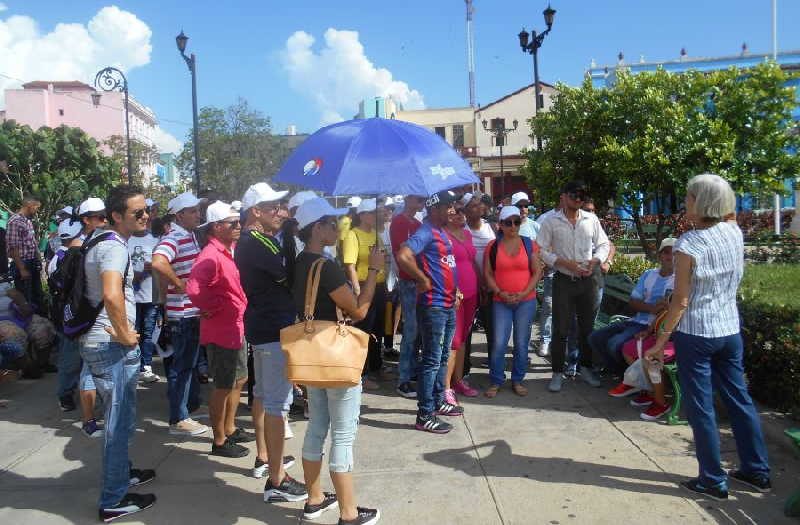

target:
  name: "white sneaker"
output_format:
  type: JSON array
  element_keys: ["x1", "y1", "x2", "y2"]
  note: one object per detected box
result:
[
  {"x1": 548, "y1": 373, "x2": 563, "y2": 392},
  {"x1": 139, "y1": 366, "x2": 160, "y2": 383},
  {"x1": 169, "y1": 418, "x2": 209, "y2": 436},
  {"x1": 284, "y1": 416, "x2": 294, "y2": 439}
]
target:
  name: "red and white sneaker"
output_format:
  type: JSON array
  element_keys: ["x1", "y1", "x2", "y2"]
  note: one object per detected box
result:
[
  {"x1": 630, "y1": 393, "x2": 655, "y2": 407},
  {"x1": 641, "y1": 401, "x2": 670, "y2": 421},
  {"x1": 607, "y1": 382, "x2": 638, "y2": 398},
  {"x1": 453, "y1": 379, "x2": 479, "y2": 398}
]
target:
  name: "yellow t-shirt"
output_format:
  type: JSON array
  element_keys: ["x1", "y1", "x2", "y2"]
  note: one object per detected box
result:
[{"x1": 342, "y1": 227, "x2": 385, "y2": 283}]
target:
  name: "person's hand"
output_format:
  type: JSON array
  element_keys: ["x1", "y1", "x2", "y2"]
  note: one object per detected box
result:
[
  {"x1": 601, "y1": 261, "x2": 611, "y2": 274},
  {"x1": 367, "y1": 246, "x2": 385, "y2": 273},
  {"x1": 644, "y1": 342, "x2": 664, "y2": 365},
  {"x1": 652, "y1": 298, "x2": 669, "y2": 313},
  {"x1": 105, "y1": 324, "x2": 140, "y2": 347},
  {"x1": 416, "y1": 276, "x2": 432, "y2": 294},
  {"x1": 173, "y1": 279, "x2": 186, "y2": 294}
]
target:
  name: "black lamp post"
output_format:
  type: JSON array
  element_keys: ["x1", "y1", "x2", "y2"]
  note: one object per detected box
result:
[
  {"x1": 94, "y1": 67, "x2": 133, "y2": 184},
  {"x1": 518, "y1": 3, "x2": 556, "y2": 150},
  {"x1": 176, "y1": 30, "x2": 201, "y2": 194},
  {"x1": 482, "y1": 117, "x2": 518, "y2": 199}
]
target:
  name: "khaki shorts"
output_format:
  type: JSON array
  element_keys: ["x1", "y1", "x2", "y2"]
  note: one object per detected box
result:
[{"x1": 207, "y1": 343, "x2": 247, "y2": 389}]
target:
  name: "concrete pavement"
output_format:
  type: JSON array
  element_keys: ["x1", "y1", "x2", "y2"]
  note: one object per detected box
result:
[{"x1": 1, "y1": 334, "x2": 798, "y2": 524}]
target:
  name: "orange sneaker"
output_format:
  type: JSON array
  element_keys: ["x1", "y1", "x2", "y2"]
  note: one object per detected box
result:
[{"x1": 607, "y1": 382, "x2": 637, "y2": 398}]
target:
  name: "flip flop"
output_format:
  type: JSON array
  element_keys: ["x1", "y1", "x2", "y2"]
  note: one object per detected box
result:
[
  {"x1": 484, "y1": 385, "x2": 500, "y2": 398},
  {"x1": 512, "y1": 383, "x2": 528, "y2": 397}
]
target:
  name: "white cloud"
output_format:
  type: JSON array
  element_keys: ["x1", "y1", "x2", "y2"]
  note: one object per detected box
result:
[
  {"x1": 0, "y1": 4, "x2": 8, "y2": 13},
  {"x1": 0, "y1": 6, "x2": 152, "y2": 107},
  {"x1": 151, "y1": 126, "x2": 182, "y2": 155},
  {"x1": 281, "y1": 28, "x2": 425, "y2": 125}
]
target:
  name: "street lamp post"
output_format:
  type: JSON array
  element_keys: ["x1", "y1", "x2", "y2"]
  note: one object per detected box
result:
[
  {"x1": 94, "y1": 67, "x2": 133, "y2": 184},
  {"x1": 176, "y1": 30, "x2": 201, "y2": 194},
  {"x1": 482, "y1": 118, "x2": 519, "y2": 199},
  {"x1": 518, "y1": 4, "x2": 556, "y2": 150}
]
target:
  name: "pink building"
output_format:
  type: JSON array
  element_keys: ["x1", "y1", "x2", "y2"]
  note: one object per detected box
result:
[{"x1": 3, "y1": 81, "x2": 160, "y2": 181}]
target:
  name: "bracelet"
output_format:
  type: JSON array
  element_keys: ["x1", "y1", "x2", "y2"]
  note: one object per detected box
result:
[
  {"x1": 658, "y1": 327, "x2": 673, "y2": 335},
  {"x1": 368, "y1": 267, "x2": 380, "y2": 272}
]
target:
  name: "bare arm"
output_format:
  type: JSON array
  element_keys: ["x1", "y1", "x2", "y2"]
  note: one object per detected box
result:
[
  {"x1": 329, "y1": 269, "x2": 378, "y2": 322},
  {"x1": 644, "y1": 252, "x2": 692, "y2": 362},
  {"x1": 9, "y1": 247, "x2": 30, "y2": 279},
  {"x1": 396, "y1": 245, "x2": 431, "y2": 292},
  {"x1": 629, "y1": 298, "x2": 667, "y2": 315},
  {"x1": 151, "y1": 254, "x2": 185, "y2": 293},
  {"x1": 344, "y1": 263, "x2": 360, "y2": 295}
]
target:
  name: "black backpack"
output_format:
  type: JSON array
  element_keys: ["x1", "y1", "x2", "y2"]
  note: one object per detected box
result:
[
  {"x1": 59, "y1": 232, "x2": 129, "y2": 339},
  {"x1": 47, "y1": 249, "x2": 71, "y2": 331}
]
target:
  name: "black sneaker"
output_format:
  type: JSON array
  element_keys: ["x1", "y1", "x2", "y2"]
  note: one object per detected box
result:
[
  {"x1": 415, "y1": 414, "x2": 452, "y2": 434},
  {"x1": 99, "y1": 493, "x2": 156, "y2": 522},
  {"x1": 129, "y1": 468, "x2": 156, "y2": 487},
  {"x1": 338, "y1": 506, "x2": 380, "y2": 525},
  {"x1": 304, "y1": 492, "x2": 339, "y2": 519},
  {"x1": 395, "y1": 382, "x2": 417, "y2": 399},
  {"x1": 728, "y1": 469, "x2": 772, "y2": 492},
  {"x1": 227, "y1": 427, "x2": 255, "y2": 443},
  {"x1": 210, "y1": 438, "x2": 249, "y2": 458},
  {"x1": 681, "y1": 478, "x2": 728, "y2": 501},
  {"x1": 263, "y1": 474, "x2": 308, "y2": 503},
  {"x1": 58, "y1": 394, "x2": 76, "y2": 412},
  {"x1": 253, "y1": 455, "x2": 296, "y2": 478},
  {"x1": 435, "y1": 402, "x2": 464, "y2": 417}
]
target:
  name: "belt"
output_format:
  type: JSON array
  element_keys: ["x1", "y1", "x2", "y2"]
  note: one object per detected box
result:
[{"x1": 556, "y1": 271, "x2": 590, "y2": 281}]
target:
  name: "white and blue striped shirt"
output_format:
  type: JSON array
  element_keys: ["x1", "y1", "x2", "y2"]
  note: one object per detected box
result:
[
  {"x1": 675, "y1": 222, "x2": 743, "y2": 338},
  {"x1": 630, "y1": 269, "x2": 675, "y2": 326}
]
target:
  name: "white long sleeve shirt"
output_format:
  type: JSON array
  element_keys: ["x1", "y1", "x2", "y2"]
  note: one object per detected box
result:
[{"x1": 536, "y1": 209, "x2": 610, "y2": 277}]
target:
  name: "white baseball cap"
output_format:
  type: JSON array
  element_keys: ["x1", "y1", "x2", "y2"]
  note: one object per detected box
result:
[
  {"x1": 168, "y1": 192, "x2": 201, "y2": 214},
  {"x1": 200, "y1": 201, "x2": 239, "y2": 228},
  {"x1": 57, "y1": 205, "x2": 74, "y2": 216},
  {"x1": 288, "y1": 190, "x2": 318, "y2": 211},
  {"x1": 241, "y1": 182, "x2": 289, "y2": 210},
  {"x1": 511, "y1": 192, "x2": 530, "y2": 206},
  {"x1": 78, "y1": 197, "x2": 105, "y2": 216},
  {"x1": 356, "y1": 198, "x2": 377, "y2": 214},
  {"x1": 384, "y1": 196, "x2": 395, "y2": 207},
  {"x1": 346, "y1": 196, "x2": 362, "y2": 208},
  {"x1": 499, "y1": 205, "x2": 521, "y2": 221},
  {"x1": 231, "y1": 200, "x2": 243, "y2": 212},
  {"x1": 460, "y1": 192, "x2": 474, "y2": 206},
  {"x1": 295, "y1": 198, "x2": 350, "y2": 229},
  {"x1": 659, "y1": 237, "x2": 678, "y2": 252},
  {"x1": 57, "y1": 219, "x2": 82, "y2": 240}
]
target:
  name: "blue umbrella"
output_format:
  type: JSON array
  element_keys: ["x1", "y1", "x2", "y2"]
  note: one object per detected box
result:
[{"x1": 273, "y1": 118, "x2": 479, "y2": 196}]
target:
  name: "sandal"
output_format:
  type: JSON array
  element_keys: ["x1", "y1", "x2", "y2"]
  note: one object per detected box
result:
[
  {"x1": 484, "y1": 385, "x2": 500, "y2": 398},
  {"x1": 512, "y1": 382, "x2": 528, "y2": 397}
]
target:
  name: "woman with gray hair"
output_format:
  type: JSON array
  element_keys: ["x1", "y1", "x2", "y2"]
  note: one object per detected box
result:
[{"x1": 645, "y1": 173, "x2": 770, "y2": 501}]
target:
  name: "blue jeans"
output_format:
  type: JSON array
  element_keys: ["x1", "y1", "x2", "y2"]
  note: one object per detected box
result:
[
  {"x1": 135, "y1": 303, "x2": 159, "y2": 369},
  {"x1": 166, "y1": 317, "x2": 201, "y2": 424},
  {"x1": 491, "y1": 299, "x2": 537, "y2": 385},
  {"x1": 675, "y1": 331, "x2": 770, "y2": 488},
  {"x1": 57, "y1": 334, "x2": 81, "y2": 398},
  {"x1": 303, "y1": 384, "x2": 361, "y2": 473},
  {"x1": 396, "y1": 279, "x2": 419, "y2": 384},
  {"x1": 253, "y1": 342, "x2": 293, "y2": 416},
  {"x1": 79, "y1": 342, "x2": 140, "y2": 509},
  {"x1": 587, "y1": 320, "x2": 646, "y2": 373},
  {"x1": 416, "y1": 306, "x2": 455, "y2": 416},
  {"x1": 0, "y1": 341, "x2": 25, "y2": 368},
  {"x1": 538, "y1": 273, "x2": 553, "y2": 347}
]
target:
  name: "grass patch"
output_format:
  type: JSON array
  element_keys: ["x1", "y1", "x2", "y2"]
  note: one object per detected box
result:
[{"x1": 740, "y1": 264, "x2": 800, "y2": 308}]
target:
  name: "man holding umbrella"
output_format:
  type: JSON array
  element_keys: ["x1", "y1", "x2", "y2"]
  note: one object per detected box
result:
[{"x1": 395, "y1": 190, "x2": 464, "y2": 434}]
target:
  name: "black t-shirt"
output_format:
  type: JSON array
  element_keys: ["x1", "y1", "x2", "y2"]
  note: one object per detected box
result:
[
  {"x1": 235, "y1": 229, "x2": 296, "y2": 344},
  {"x1": 293, "y1": 252, "x2": 348, "y2": 322}
]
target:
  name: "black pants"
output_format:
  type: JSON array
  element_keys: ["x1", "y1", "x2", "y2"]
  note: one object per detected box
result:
[
  {"x1": 550, "y1": 272, "x2": 600, "y2": 373},
  {"x1": 464, "y1": 295, "x2": 493, "y2": 376},
  {"x1": 356, "y1": 281, "x2": 386, "y2": 374},
  {"x1": 12, "y1": 259, "x2": 43, "y2": 314}
]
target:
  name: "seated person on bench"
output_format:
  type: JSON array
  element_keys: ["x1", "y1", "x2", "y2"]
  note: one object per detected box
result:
[{"x1": 588, "y1": 237, "x2": 677, "y2": 373}]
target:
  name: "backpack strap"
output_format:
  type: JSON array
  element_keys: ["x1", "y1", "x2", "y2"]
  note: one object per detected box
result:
[{"x1": 490, "y1": 234, "x2": 534, "y2": 274}]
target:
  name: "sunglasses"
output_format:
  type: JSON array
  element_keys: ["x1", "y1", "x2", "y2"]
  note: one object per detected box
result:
[
  {"x1": 220, "y1": 220, "x2": 241, "y2": 229},
  {"x1": 257, "y1": 203, "x2": 281, "y2": 214},
  {"x1": 501, "y1": 218, "x2": 522, "y2": 227},
  {"x1": 88, "y1": 214, "x2": 107, "y2": 221},
  {"x1": 567, "y1": 191, "x2": 587, "y2": 201},
  {"x1": 132, "y1": 209, "x2": 147, "y2": 220}
]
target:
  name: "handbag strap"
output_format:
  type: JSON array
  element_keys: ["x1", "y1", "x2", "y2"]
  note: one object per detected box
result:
[{"x1": 304, "y1": 258, "x2": 326, "y2": 321}]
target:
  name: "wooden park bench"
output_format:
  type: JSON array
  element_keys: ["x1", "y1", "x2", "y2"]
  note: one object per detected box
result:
[{"x1": 595, "y1": 273, "x2": 686, "y2": 426}]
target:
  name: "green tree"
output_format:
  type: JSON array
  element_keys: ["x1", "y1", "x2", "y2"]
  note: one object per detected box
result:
[
  {"x1": 0, "y1": 121, "x2": 121, "y2": 237},
  {"x1": 177, "y1": 98, "x2": 296, "y2": 200},
  {"x1": 105, "y1": 135, "x2": 161, "y2": 188},
  {"x1": 524, "y1": 62, "x2": 800, "y2": 259}
]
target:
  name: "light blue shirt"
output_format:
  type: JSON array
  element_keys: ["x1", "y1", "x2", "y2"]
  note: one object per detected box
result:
[
  {"x1": 519, "y1": 217, "x2": 540, "y2": 240},
  {"x1": 630, "y1": 268, "x2": 675, "y2": 325}
]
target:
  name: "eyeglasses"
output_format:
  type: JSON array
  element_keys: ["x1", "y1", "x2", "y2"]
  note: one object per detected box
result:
[
  {"x1": 501, "y1": 218, "x2": 522, "y2": 227},
  {"x1": 132, "y1": 209, "x2": 147, "y2": 220},
  {"x1": 567, "y1": 191, "x2": 586, "y2": 201},
  {"x1": 257, "y1": 203, "x2": 281, "y2": 214},
  {"x1": 88, "y1": 214, "x2": 107, "y2": 221},
  {"x1": 221, "y1": 220, "x2": 241, "y2": 229}
]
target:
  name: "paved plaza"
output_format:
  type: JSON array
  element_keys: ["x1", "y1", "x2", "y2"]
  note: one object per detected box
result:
[{"x1": 1, "y1": 334, "x2": 798, "y2": 525}]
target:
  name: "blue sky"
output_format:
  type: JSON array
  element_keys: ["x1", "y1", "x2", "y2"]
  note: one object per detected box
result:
[{"x1": 3, "y1": 0, "x2": 800, "y2": 150}]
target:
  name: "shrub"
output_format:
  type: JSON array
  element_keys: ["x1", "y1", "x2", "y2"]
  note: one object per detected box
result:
[
  {"x1": 738, "y1": 264, "x2": 800, "y2": 417},
  {"x1": 608, "y1": 256, "x2": 656, "y2": 282}
]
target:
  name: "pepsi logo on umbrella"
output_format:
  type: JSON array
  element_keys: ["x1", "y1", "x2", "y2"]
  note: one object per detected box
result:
[{"x1": 303, "y1": 158, "x2": 323, "y2": 176}]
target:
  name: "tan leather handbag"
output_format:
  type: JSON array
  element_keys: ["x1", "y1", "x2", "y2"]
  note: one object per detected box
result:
[{"x1": 280, "y1": 258, "x2": 369, "y2": 388}]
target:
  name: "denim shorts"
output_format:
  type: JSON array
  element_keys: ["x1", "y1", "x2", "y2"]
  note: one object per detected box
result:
[{"x1": 252, "y1": 342, "x2": 293, "y2": 416}]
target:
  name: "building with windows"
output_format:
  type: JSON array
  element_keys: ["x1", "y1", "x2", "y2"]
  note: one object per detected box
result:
[
  {"x1": 2, "y1": 80, "x2": 163, "y2": 184},
  {"x1": 587, "y1": 48, "x2": 800, "y2": 224}
]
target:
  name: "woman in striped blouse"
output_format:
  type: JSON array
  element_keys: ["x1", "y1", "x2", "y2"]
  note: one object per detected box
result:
[{"x1": 645, "y1": 173, "x2": 770, "y2": 501}]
